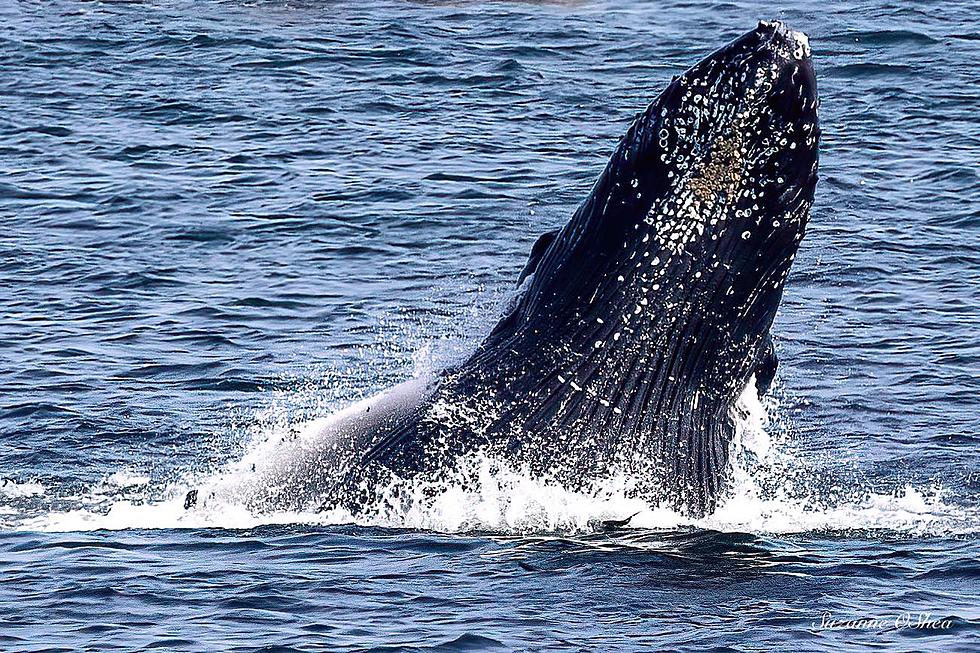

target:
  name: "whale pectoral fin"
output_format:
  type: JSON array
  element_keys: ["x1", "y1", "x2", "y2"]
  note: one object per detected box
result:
[
  {"x1": 516, "y1": 228, "x2": 559, "y2": 286},
  {"x1": 484, "y1": 229, "x2": 561, "y2": 343},
  {"x1": 753, "y1": 336, "x2": 778, "y2": 394}
]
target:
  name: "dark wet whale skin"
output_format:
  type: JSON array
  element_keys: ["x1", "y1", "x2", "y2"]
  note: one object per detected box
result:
[{"x1": 341, "y1": 21, "x2": 820, "y2": 516}]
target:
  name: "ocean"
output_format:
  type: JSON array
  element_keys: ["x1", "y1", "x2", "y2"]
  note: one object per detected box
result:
[{"x1": 1, "y1": 1, "x2": 977, "y2": 651}]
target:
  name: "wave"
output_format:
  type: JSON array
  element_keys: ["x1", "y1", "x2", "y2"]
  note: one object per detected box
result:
[{"x1": 6, "y1": 370, "x2": 976, "y2": 538}]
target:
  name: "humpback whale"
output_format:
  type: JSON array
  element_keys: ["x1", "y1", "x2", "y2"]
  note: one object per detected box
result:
[{"x1": 197, "y1": 21, "x2": 819, "y2": 518}]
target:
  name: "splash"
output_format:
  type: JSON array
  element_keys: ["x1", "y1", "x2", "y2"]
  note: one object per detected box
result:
[
  {"x1": 0, "y1": 478, "x2": 46, "y2": 499},
  {"x1": 7, "y1": 377, "x2": 977, "y2": 536}
]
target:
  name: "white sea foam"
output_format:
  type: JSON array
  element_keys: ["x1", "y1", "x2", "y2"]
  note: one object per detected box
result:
[
  {"x1": 1, "y1": 478, "x2": 46, "y2": 498},
  {"x1": 106, "y1": 470, "x2": 151, "y2": 488},
  {"x1": 15, "y1": 378, "x2": 979, "y2": 537}
]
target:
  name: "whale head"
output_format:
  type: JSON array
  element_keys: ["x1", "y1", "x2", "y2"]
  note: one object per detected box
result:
[{"x1": 598, "y1": 20, "x2": 821, "y2": 400}]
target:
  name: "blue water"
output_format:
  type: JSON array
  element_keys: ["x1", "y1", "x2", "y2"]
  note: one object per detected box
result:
[{"x1": 2, "y1": 0, "x2": 978, "y2": 651}]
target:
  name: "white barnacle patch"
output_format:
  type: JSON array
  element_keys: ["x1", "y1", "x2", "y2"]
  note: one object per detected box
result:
[
  {"x1": 789, "y1": 28, "x2": 811, "y2": 60},
  {"x1": 651, "y1": 125, "x2": 748, "y2": 256}
]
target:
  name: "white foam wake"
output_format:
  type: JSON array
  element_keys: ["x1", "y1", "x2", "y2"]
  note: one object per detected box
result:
[{"x1": 8, "y1": 380, "x2": 977, "y2": 536}]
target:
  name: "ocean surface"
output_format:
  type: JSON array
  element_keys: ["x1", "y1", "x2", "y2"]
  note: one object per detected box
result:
[{"x1": 1, "y1": 0, "x2": 978, "y2": 651}]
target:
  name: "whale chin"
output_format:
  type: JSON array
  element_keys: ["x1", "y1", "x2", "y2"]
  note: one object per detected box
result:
[{"x1": 314, "y1": 21, "x2": 822, "y2": 519}]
